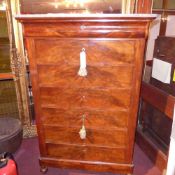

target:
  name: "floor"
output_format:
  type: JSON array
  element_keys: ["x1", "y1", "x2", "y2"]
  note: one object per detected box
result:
[{"x1": 14, "y1": 137, "x2": 161, "y2": 175}]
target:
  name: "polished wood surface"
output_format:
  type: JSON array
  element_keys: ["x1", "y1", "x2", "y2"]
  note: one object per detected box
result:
[
  {"x1": 37, "y1": 39, "x2": 134, "y2": 90},
  {"x1": 41, "y1": 108, "x2": 128, "y2": 128},
  {"x1": 16, "y1": 15, "x2": 152, "y2": 38},
  {"x1": 46, "y1": 143, "x2": 126, "y2": 163},
  {"x1": 40, "y1": 87, "x2": 131, "y2": 109},
  {"x1": 40, "y1": 157, "x2": 134, "y2": 174},
  {"x1": 16, "y1": 14, "x2": 155, "y2": 174},
  {"x1": 0, "y1": 73, "x2": 13, "y2": 80},
  {"x1": 136, "y1": 0, "x2": 153, "y2": 13},
  {"x1": 38, "y1": 65, "x2": 133, "y2": 88},
  {"x1": 44, "y1": 125, "x2": 127, "y2": 147},
  {"x1": 36, "y1": 39, "x2": 135, "y2": 64}
]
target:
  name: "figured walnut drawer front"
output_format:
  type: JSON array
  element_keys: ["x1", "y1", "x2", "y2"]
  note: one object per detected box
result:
[
  {"x1": 44, "y1": 125, "x2": 127, "y2": 148},
  {"x1": 40, "y1": 87, "x2": 131, "y2": 110},
  {"x1": 46, "y1": 143, "x2": 126, "y2": 164},
  {"x1": 35, "y1": 39, "x2": 135, "y2": 65},
  {"x1": 38, "y1": 65, "x2": 133, "y2": 89},
  {"x1": 24, "y1": 22, "x2": 147, "y2": 38},
  {"x1": 41, "y1": 108, "x2": 128, "y2": 128}
]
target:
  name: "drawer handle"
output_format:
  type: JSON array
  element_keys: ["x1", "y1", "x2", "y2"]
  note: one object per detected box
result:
[
  {"x1": 78, "y1": 48, "x2": 87, "y2": 77},
  {"x1": 79, "y1": 115, "x2": 86, "y2": 140}
]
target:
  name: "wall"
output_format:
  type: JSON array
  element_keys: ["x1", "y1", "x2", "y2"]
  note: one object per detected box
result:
[
  {"x1": 0, "y1": 11, "x2": 10, "y2": 73},
  {"x1": 0, "y1": 11, "x2": 8, "y2": 38},
  {"x1": 166, "y1": 15, "x2": 175, "y2": 36},
  {"x1": 145, "y1": 15, "x2": 161, "y2": 60}
]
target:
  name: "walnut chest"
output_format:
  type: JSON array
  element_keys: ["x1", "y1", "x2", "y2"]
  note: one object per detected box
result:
[{"x1": 16, "y1": 14, "x2": 156, "y2": 174}]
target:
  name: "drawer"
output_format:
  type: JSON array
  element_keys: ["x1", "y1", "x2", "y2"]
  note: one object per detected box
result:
[
  {"x1": 35, "y1": 39, "x2": 135, "y2": 65},
  {"x1": 41, "y1": 107, "x2": 128, "y2": 128},
  {"x1": 24, "y1": 21, "x2": 146, "y2": 38},
  {"x1": 46, "y1": 143, "x2": 126, "y2": 163},
  {"x1": 44, "y1": 125, "x2": 127, "y2": 147},
  {"x1": 38, "y1": 65, "x2": 134, "y2": 89},
  {"x1": 39, "y1": 87, "x2": 132, "y2": 110}
]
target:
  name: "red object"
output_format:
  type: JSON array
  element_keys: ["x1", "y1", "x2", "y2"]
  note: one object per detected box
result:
[{"x1": 0, "y1": 159, "x2": 17, "y2": 175}]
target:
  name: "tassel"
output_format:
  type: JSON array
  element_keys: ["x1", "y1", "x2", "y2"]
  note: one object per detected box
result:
[
  {"x1": 78, "y1": 48, "x2": 87, "y2": 77},
  {"x1": 79, "y1": 115, "x2": 86, "y2": 139},
  {"x1": 79, "y1": 125, "x2": 86, "y2": 139}
]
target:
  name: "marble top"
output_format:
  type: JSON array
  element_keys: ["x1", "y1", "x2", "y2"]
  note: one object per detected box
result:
[{"x1": 15, "y1": 13, "x2": 158, "y2": 19}]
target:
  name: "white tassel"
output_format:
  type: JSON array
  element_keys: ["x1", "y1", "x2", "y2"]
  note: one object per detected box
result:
[
  {"x1": 79, "y1": 125, "x2": 86, "y2": 139},
  {"x1": 78, "y1": 48, "x2": 87, "y2": 77},
  {"x1": 79, "y1": 115, "x2": 86, "y2": 139}
]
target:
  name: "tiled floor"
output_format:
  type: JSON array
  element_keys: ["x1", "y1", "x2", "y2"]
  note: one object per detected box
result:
[{"x1": 14, "y1": 137, "x2": 161, "y2": 175}]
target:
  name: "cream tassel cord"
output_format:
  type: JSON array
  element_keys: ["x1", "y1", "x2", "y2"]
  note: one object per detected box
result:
[
  {"x1": 79, "y1": 115, "x2": 86, "y2": 140},
  {"x1": 78, "y1": 48, "x2": 87, "y2": 77}
]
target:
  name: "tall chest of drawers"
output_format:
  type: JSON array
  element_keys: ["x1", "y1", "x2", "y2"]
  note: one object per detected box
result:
[{"x1": 16, "y1": 14, "x2": 156, "y2": 174}]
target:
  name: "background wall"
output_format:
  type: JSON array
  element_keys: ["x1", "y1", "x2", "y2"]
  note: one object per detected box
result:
[
  {"x1": 166, "y1": 15, "x2": 175, "y2": 36},
  {"x1": 0, "y1": 11, "x2": 8, "y2": 38},
  {"x1": 145, "y1": 15, "x2": 161, "y2": 60},
  {"x1": 0, "y1": 10, "x2": 19, "y2": 119}
]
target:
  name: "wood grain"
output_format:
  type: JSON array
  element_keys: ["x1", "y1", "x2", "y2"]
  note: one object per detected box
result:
[
  {"x1": 39, "y1": 157, "x2": 133, "y2": 174},
  {"x1": 46, "y1": 143, "x2": 126, "y2": 163},
  {"x1": 22, "y1": 22, "x2": 148, "y2": 38},
  {"x1": 35, "y1": 39, "x2": 135, "y2": 64},
  {"x1": 38, "y1": 65, "x2": 133, "y2": 89},
  {"x1": 41, "y1": 107, "x2": 128, "y2": 128},
  {"x1": 44, "y1": 125, "x2": 127, "y2": 148},
  {"x1": 40, "y1": 87, "x2": 132, "y2": 110},
  {"x1": 136, "y1": 0, "x2": 153, "y2": 13},
  {"x1": 17, "y1": 15, "x2": 155, "y2": 174}
]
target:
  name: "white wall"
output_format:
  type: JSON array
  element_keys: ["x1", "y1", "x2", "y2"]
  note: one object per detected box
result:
[
  {"x1": 166, "y1": 15, "x2": 175, "y2": 36},
  {"x1": 145, "y1": 15, "x2": 161, "y2": 60}
]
